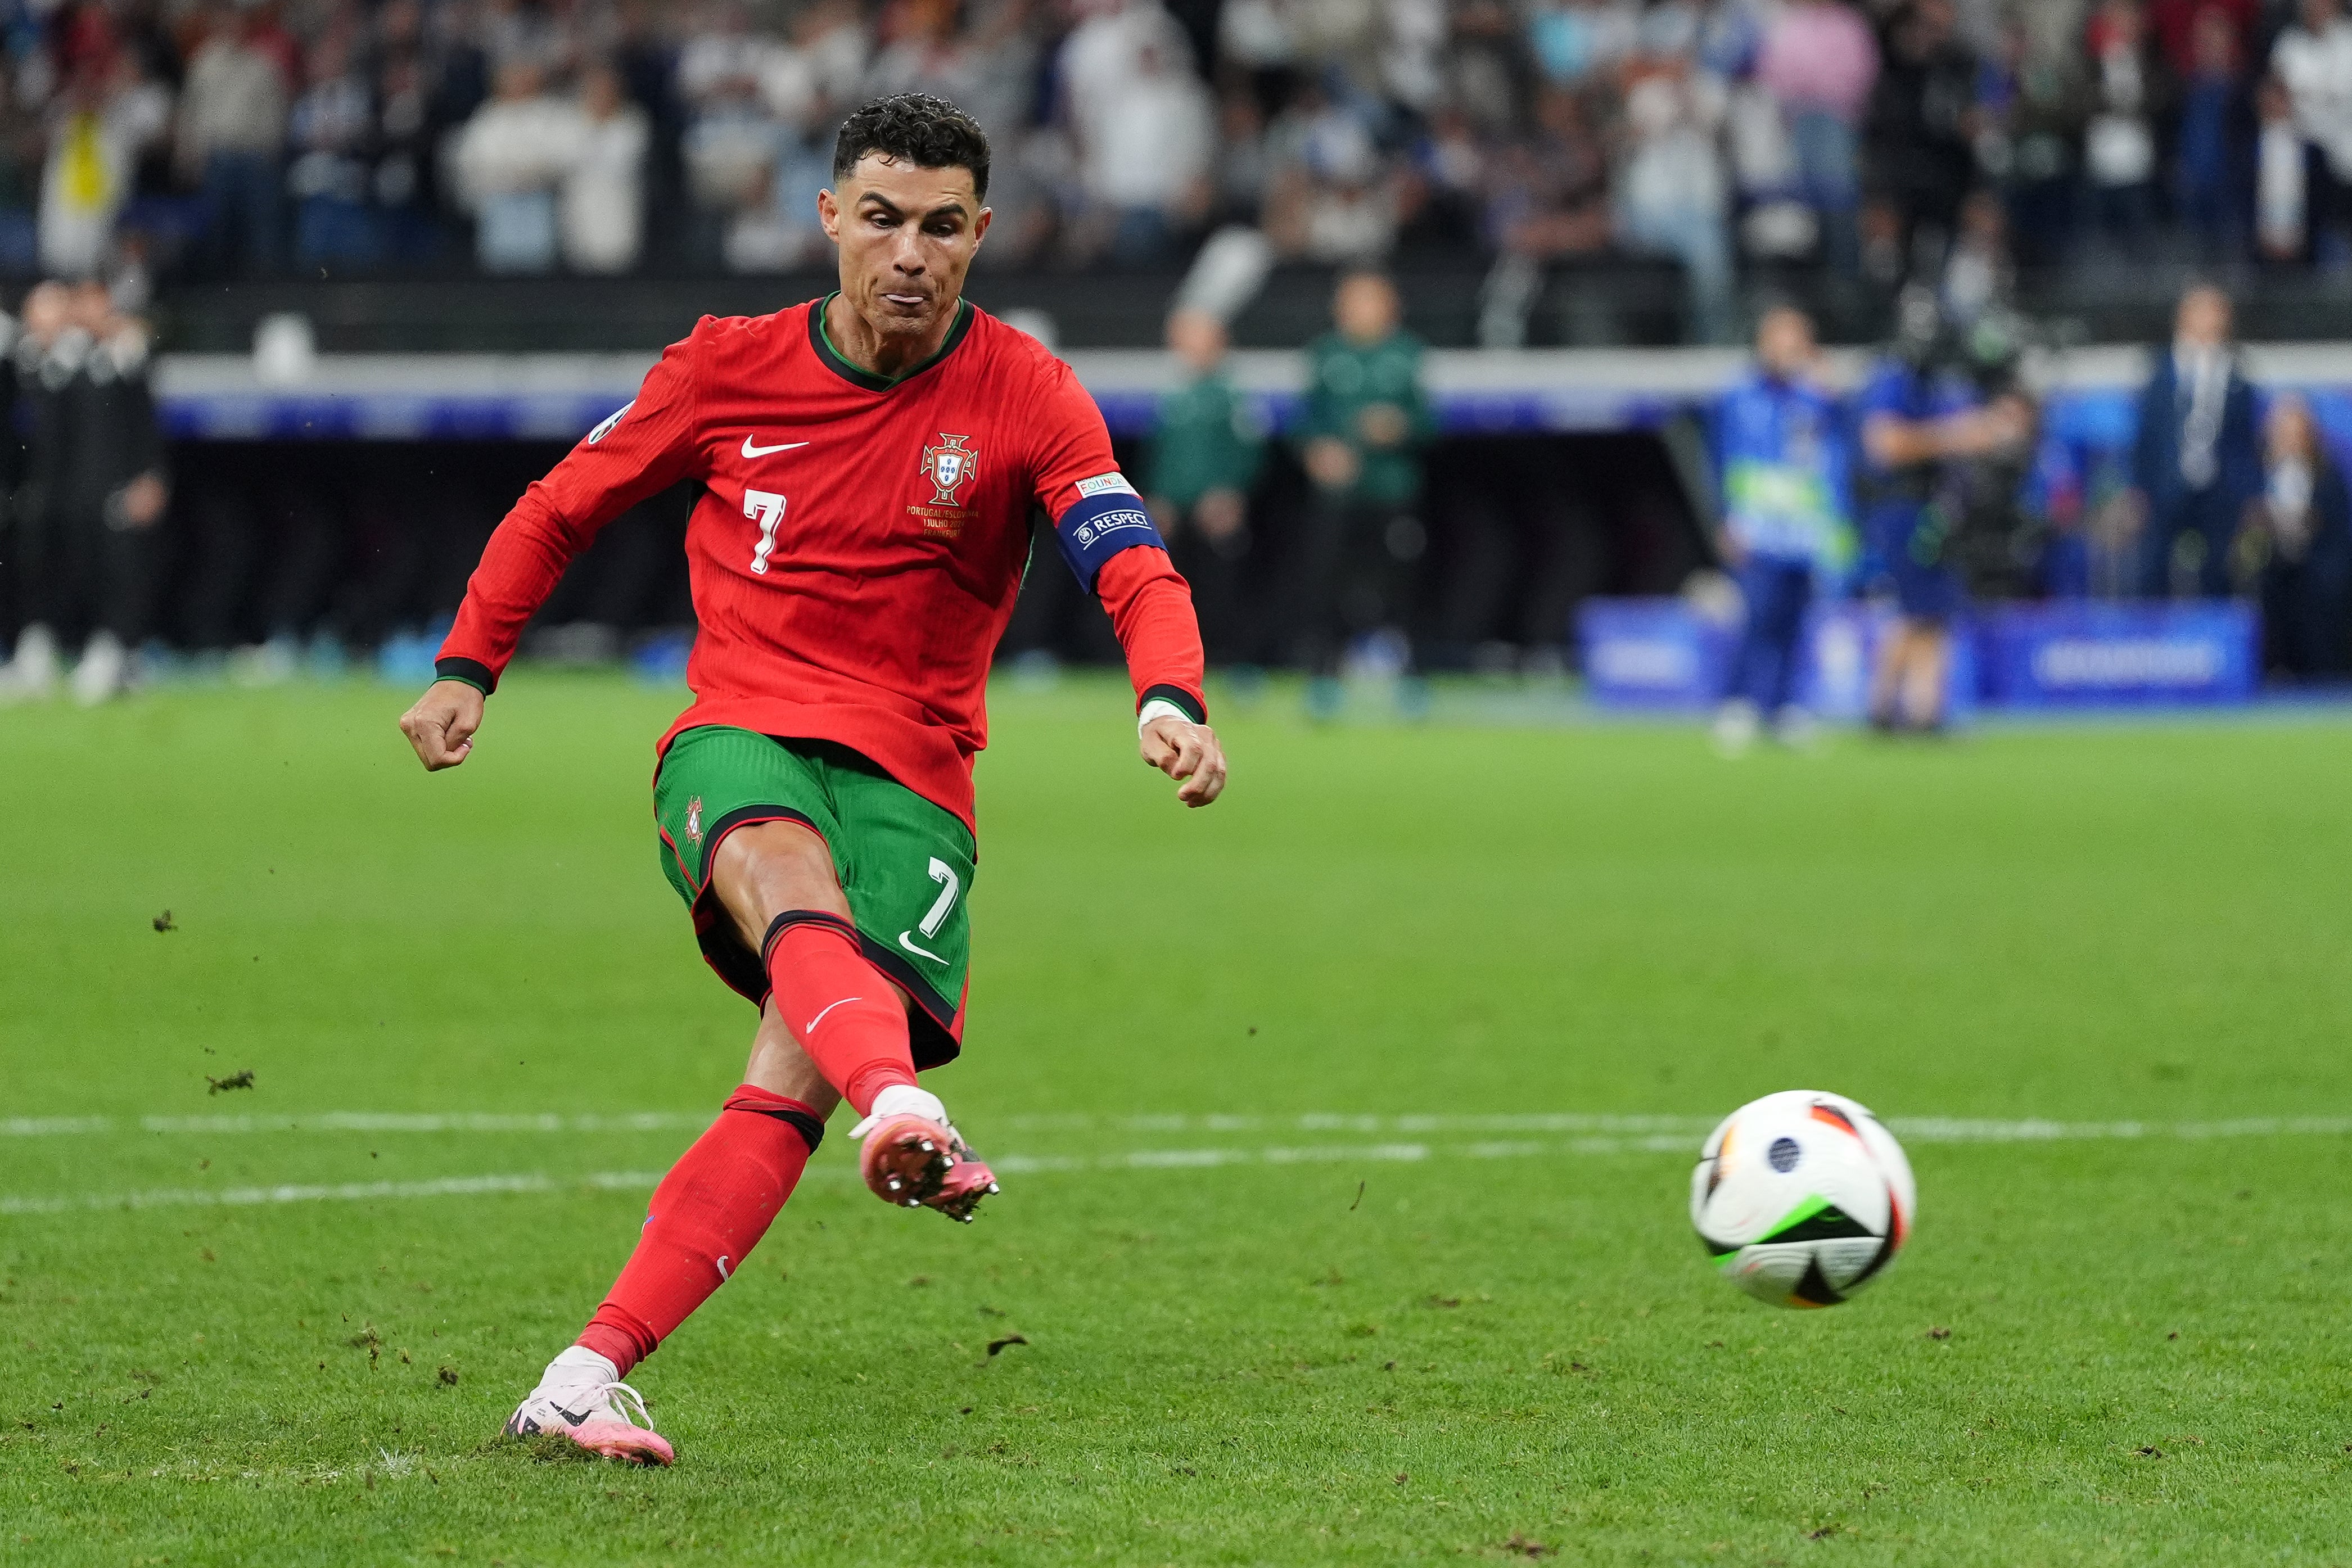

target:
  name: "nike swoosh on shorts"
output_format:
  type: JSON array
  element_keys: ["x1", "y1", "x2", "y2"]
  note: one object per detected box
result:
[{"x1": 898, "y1": 932, "x2": 947, "y2": 964}]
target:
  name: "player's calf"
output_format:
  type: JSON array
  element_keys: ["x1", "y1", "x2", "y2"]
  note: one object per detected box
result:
[{"x1": 852, "y1": 1084, "x2": 999, "y2": 1222}]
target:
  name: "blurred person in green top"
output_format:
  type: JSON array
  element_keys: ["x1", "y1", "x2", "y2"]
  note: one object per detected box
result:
[
  {"x1": 1145, "y1": 308, "x2": 1266, "y2": 664},
  {"x1": 1295, "y1": 270, "x2": 1435, "y2": 716}
]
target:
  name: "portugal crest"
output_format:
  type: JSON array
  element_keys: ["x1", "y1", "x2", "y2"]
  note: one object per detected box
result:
[
  {"x1": 684, "y1": 796, "x2": 704, "y2": 845},
  {"x1": 921, "y1": 433, "x2": 978, "y2": 505}
]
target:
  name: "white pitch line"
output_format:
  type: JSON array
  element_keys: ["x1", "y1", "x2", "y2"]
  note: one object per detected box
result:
[
  {"x1": 8, "y1": 1110, "x2": 2352, "y2": 1141},
  {"x1": 0, "y1": 1146, "x2": 1446, "y2": 1215},
  {"x1": 0, "y1": 1111, "x2": 715, "y2": 1137},
  {"x1": 145, "y1": 1111, "x2": 715, "y2": 1136},
  {"x1": 0, "y1": 1170, "x2": 669, "y2": 1217},
  {"x1": 8, "y1": 1115, "x2": 2352, "y2": 1217},
  {"x1": 2, "y1": 1116, "x2": 118, "y2": 1137},
  {"x1": 1890, "y1": 1115, "x2": 2352, "y2": 1141}
]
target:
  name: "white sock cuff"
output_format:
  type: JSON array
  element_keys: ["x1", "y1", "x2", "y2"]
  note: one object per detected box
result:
[
  {"x1": 854, "y1": 1082, "x2": 947, "y2": 1137},
  {"x1": 546, "y1": 1345, "x2": 619, "y2": 1387}
]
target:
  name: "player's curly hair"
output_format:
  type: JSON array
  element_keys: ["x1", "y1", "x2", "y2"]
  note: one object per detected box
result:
[{"x1": 833, "y1": 93, "x2": 991, "y2": 200}]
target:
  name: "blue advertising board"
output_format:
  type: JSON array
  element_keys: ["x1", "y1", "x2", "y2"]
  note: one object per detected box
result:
[
  {"x1": 1575, "y1": 599, "x2": 1731, "y2": 710},
  {"x1": 1977, "y1": 602, "x2": 2258, "y2": 707},
  {"x1": 1578, "y1": 598, "x2": 2254, "y2": 713}
]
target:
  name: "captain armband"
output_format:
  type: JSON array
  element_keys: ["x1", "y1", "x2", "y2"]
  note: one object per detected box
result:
[{"x1": 1051, "y1": 491, "x2": 1165, "y2": 591}]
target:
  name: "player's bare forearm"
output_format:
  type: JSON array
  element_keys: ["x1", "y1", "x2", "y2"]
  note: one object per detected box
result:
[
  {"x1": 399, "y1": 679, "x2": 486, "y2": 771},
  {"x1": 1140, "y1": 715, "x2": 1227, "y2": 807}
]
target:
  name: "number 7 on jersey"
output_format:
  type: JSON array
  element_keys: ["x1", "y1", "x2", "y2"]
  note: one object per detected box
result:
[{"x1": 743, "y1": 489, "x2": 787, "y2": 575}]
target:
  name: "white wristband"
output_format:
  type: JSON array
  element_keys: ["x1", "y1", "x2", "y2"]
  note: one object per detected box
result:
[{"x1": 1137, "y1": 698, "x2": 1195, "y2": 734}]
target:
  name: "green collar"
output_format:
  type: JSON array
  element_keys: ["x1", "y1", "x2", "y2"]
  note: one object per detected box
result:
[{"x1": 810, "y1": 292, "x2": 973, "y2": 392}]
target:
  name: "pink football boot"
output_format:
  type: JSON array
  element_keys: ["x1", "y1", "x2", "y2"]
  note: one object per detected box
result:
[
  {"x1": 857, "y1": 1113, "x2": 999, "y2": 1221},
  {"x1": 503, "y1": 1378, "x2": 675, "y2": 1466}
]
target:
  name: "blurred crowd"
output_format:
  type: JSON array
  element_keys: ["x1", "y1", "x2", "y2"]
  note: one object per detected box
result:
[
  {"x1": 3, "y1": 0, "x2": 2351, "y2": 333},
  {"x1": 0, "y1": 260, "x2": 2340, "y2": 708},
  {"x1": 0, "y1": 261, "x2": 1691, "y2": 707}
]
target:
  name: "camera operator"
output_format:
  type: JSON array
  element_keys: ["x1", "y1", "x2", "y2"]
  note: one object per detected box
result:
[{"x1": 1858, "y1": 285, "x2": 2035, "y2": 732}]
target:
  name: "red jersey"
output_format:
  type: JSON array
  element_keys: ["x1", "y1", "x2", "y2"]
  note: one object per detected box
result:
[{"x1": 436, "y1": 299, "x2": 1206, "y2": 832}]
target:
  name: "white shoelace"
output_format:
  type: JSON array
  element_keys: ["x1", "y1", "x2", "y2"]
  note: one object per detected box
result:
[{"x1": 576, "y1": 1380, "x2": 657, "y2": 1431}]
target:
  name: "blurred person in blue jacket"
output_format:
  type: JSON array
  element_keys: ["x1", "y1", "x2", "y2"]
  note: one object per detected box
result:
[
  {"x1": 1858, "y1": 286, "x2": 2034, "y2": 732},
  {"x1": 1711, "y1": 304, "x2": 1854, "y2": 752},
  {"x1": 2128, "y1": 284, "x2": 2261, "y2": 598}
]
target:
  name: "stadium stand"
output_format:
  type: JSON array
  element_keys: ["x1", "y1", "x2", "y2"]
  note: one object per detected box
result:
[{"x1": 1, "y1": 0, "x2": 2350, "y2": 699}]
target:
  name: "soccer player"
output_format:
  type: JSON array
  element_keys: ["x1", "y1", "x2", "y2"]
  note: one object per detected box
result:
[
  {"x1": 1710, "y1": 305, "x2": 1853, "y2": 753},
  {"x1": 396, "y1": 94, "x2": 1226, "y2": 1466}
]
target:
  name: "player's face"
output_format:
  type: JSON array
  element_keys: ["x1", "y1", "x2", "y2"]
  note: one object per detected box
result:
[{"x1": 820, "y1": 153, "x2": 991, "y2": 344}]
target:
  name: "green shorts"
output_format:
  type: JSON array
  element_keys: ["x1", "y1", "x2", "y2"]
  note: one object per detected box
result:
[{"x1": 654, "y1": 726, "x2": 976, "y2": 1068}]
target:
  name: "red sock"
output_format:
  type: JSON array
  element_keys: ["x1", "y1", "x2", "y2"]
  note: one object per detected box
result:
[
  {"x1": 575, "y1": 1085, "x2": 820, "y2": 1377},
  {"x1": 763, "y1": 913, "x2": 918, "y2": 1116}
]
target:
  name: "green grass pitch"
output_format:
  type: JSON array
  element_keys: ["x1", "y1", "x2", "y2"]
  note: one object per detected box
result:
[{"x1": 3, "y1": 673, "x2": 2350, "y2": 1565}]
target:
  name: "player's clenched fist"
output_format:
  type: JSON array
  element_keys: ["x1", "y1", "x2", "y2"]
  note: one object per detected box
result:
[
  {"x1": 1140, "y1": 715, "x2": 1227, "y2": 807},
  {"x1": 399, "y1": 679, "x2": 486, "y2": 771}
]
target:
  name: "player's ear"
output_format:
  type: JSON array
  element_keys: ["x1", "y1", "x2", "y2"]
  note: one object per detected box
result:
[
  {"x1": 972, "y1": 205, "x2": 991, "y2": 252},
  {"x1": 816, "y1": 187, "x2": 840, "y2": 242}
]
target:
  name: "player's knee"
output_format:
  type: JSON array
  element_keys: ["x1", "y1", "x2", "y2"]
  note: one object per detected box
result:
[{"x1": 712, "y1": 820, "x2": 848, "y2": 939}]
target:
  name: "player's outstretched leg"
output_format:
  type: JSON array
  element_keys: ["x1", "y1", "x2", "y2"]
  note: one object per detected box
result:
[
  {"x1": 760, "y1": 909, "x2": 998, "y2": 1221},
  {"x1": 503, "y1": 1082, "x2": 824, "y2": 1463}
]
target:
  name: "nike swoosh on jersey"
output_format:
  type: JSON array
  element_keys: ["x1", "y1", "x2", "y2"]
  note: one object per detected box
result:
[
  {"x1": 742, "y1": 436, "x2": 812, "y2": 458},
  {"x1": 898, "y1": 931, "x2": 948, "y2": 964}
]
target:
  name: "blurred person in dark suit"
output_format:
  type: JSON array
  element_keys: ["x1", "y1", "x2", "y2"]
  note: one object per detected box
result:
[
  {"x1": 3, "y1": 281, "x2": 74, "y2": 699},
  {"x1": 1, "y1": 279, "x2": 167, "y2": 705},
  {"x1": 1145, "y1": 308, "x2": 1266, "y2": 666},
  {"x1": 2128, "y1": 284, "x2": 2261, "y2": 598},
  {"x1": 2241, "y1": 393, "x2": 2352, "y2": 676}
]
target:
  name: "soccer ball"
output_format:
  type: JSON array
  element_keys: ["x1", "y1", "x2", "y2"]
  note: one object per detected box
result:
[{"x1": 1689, "y1": 1090, "x2": 1916, "y2": 1309}]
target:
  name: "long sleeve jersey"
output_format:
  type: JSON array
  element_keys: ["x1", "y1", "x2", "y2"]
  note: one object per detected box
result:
[{"x1": 436, "y1": 297, "x2": 1207, "y2": 833}]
